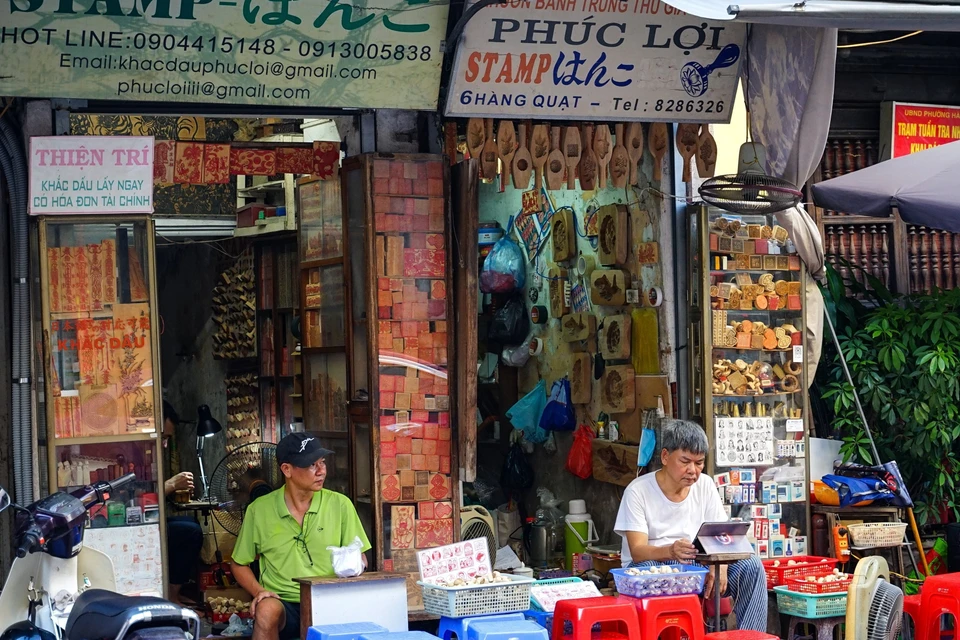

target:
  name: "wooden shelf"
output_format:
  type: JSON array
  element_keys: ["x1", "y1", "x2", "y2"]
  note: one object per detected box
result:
[
  {"x1": 302, "y1": 257, "x2": 345, "y2": 269},
  {"x1": 54, "y1": 432, "x2": 158, "y2": 446}
]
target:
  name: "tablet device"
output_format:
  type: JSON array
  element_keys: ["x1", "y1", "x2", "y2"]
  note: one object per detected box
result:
[{"x1": 694, "y1": 520, "x2": 753, "y2": 555}]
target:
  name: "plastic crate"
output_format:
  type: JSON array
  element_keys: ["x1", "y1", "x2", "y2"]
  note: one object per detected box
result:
[
  {"x1": 773, "y1": 586, "x2": 848, "y2": 618},
  {"x1": 762, "y1": 556, "x2": 838, "y2": 588},
  {"x1": 785, "y1": 573, "x2": 853, "y2": 594},
  {"x1": 418, "y1": 575, "x2": 535, "y2": 618},
  {"x1": 530, "y1": 577, "x2": 583, "y2": 612},
  {"x1": 845, "y1": 522, "x2": 907, "y2": 548},
  {"x1": 610, "y1": 566, "x2": 709, "y2": 599}
]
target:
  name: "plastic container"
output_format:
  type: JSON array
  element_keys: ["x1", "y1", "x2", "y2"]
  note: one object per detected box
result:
[
  {"x1": 530, "y1": 577, "x2": 583, "y2": 612},
  {"x1": 785, "y1": 573, "x2": 853, "y2": 594},
  {"x1": 610, "y1": 566, "x2": 709, "y2": 598},
  {"x1": 845, "y1": 522, "x2": 907, "y2": 548},
  {"x1": 773, "y1": 585, "x2": 848, "y2": 618},
  {"x1": 418, "y1": 574, "x2": 535, "y2": 618},
  {"x1": 564, "y1": 501, "x2": 598, "y2": 571},
  {"x1": 762, "y1": 556, "x2": 838, "y2": 588}
]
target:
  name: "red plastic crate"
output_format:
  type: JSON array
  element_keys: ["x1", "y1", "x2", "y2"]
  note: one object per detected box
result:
[
  {"x1": 785, "y1": 572, "x2": 852, "y2": 594},
  {"x1": 762, "y1": 556, "x2": 838, "y2": 588}
]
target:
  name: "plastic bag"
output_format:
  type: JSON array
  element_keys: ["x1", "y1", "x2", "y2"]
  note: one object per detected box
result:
[
  {"x1": 638, "y1": 428, "x2": 656, "y2": 467},
  {"x1": 540, "y1": 379, "x2": 575, "y2": 431},
  {"x1": 501, "y1": 336, "x2": 532, "y2": 367},
  {"x1": 327, "y1": 536, "x2": 365, "y2": 578},
  {"x1": 481, "y1": 230, "x2": 526, "y2": 293},
  {"x1": 822, "y1": 474, "x2": 895, "y2": 507},
  {"x1": 488, "y1": 296, "x2": 530, "y2": 347},
  {"x1": 535, "y1": 488, "x2": 564, "y2": 525},
  {"x1": 501, "y1": 442, "x2": 534, "y2": 493},
  {"x1": 565, "y1": 426, "x2": 595, "y2": 479},
  {"x1": 506, "y1": 380, "x2": 548, "y2": 444}
]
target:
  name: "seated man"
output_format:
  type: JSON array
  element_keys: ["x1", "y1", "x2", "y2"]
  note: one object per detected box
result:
[
  {"x1": 614, "y1": 420, "x2": 767, "y2": 632},
  {"x1": 232, "y1": 433, "x2": 372, "y2": 640}
]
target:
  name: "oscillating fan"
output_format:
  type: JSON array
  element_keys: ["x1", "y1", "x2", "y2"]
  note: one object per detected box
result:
[
  {"x1": 209, "y1": 441, "x2": 282, "y2": 536},
  {"x1": 846, "y1": 556, "x2": 903, "y2": 640},
  {"x1": 698, "y1": 141, "x2": 803, "y2": 215},
  {"x1": 461, "y1": 505, "x2": 497, "y2": 553}
]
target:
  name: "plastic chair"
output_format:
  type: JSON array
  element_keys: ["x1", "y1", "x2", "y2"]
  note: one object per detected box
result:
[
  {"x1": 308, "y1": 623, "x2": 388, "y2": 640},
  {"x1": 704, "y1": 631, "x2": 779, "y2": 640},
  {"x1": 786, "y1": 615, "x2": 845, "y2": 640},
  {"x1": 551, "y1": 596, "x2": 641, "y2": 640},
  {"x1": 359, "y1": 632, "x2": 440, "y2": 640},
  {"x1": 917, "y1": 573, "x2": 960, "y2": 640},
  {"x1": 622, "y1": 593, "x2": 704, "y2": 640},
  {"x1": 523, "y1": 610, "x2": 553, "y2": 630},
  {"x1": 437, "y1": 613, "x2": 524, "y2": 640},
  {"x1": 468, "y1": 619, "x2": 548, "y2": 640}
]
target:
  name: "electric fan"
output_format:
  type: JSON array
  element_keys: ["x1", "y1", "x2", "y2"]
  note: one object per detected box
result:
[
  {"x1": 846, "y1": 556, "x2": 903, "y2": 640},
  {"x1": 698, "y1": 141, "x2": 803, "y2": 215},
  {"x1": 209, "y1": 441, "x2": 282, "y2": 536},
  {"x1": 461, "y1": 505, "x2": 497, "y2": 553}
]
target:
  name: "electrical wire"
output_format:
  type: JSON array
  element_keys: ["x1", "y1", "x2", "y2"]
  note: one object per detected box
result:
[
  {"x1": 838, "y1": 31, "x2": 923, "y2": 49},
  {"x1": 155, "y1": 233, "x2": 241, "y2": 259}
]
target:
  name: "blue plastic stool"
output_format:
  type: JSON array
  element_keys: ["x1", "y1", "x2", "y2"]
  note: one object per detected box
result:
[
  {"x1": 359, "y1": 633, "x2": 439, "y2": 640},
  {"x1": 308, "y1": 623, "x2": 389, "y2": 640},
  {"x1": 467, "y1": 619, "x2": 549, "y2": 640},
  {"x1": 438, "y1": 613, "x2": 525, "y2": 640},
  {"x1": 522, "y1": 610, "x2": 554, "y2": 630}
]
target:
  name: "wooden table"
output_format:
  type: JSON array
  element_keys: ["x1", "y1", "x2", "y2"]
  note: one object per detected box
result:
[
  {"x1": 294, "y1": 572, "x2": 409, "y2": 639},
  {"x1": 696, "y1": 552, "x2": 753, "y2": 631}
]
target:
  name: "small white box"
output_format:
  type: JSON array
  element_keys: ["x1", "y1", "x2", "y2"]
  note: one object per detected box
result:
[
  {"x1": 777, "y1": 484, "x2": 789, "y2": 502},
  {"x1": 715, "y1": 472, "x2": 731, "y2": 487},
  {"x1": 795, "y1": 536, "x2": 808, "y2": 555},
  {"x1": 770, "y1": 536, "x2": 786, "y2": 558},
  {"x1": 770, "y1": 521, "x2": 782, "y2": 537},
  {"x1": 757, "y1": 540, "x2": 770, "y2": 558},
  {"x1": 740, "y1": 469, "x2": 756, "y2": 484},
  {"x1": 751, "y1": 505, "x2": 769, "y2": 519},
  {"x1": 768, "y1": 504, "x2": 783, "y2": 519},
  {"x1": 791, "y1": 480, "x2": 806, "y2": 502}
]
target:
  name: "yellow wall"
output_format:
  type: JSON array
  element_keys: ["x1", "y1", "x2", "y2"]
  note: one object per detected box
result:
[{"x1": 712, "y1": 84, "x2": 748, "y2": 176}]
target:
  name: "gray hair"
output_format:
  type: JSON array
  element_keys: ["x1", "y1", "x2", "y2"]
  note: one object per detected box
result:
[{"x1": 661, "y1": 420, "x2": 709, "y2": 456}]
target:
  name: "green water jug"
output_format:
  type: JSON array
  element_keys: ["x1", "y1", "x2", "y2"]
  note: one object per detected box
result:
[{"x1": 564, "y1": 500, "x2": 598, "y2": 570}]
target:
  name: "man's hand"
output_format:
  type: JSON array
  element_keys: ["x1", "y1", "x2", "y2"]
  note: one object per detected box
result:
[
  {"x1": 668, "y1": 539, "x2": 698, "y2": 563},
  {"x1": 169, "y1": 472, "x2": 194, "y2": 492},
  {"x1": 704, "y1": 566, "x2": 728, "y2": 599},
  {"x1": 250, "y1": 590, "x2": 280, "y2": 617}
]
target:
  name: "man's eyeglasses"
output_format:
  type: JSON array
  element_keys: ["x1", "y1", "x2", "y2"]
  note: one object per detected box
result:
[{"x1": 294, "y1": 514, "x2": 313, "y2": 565}]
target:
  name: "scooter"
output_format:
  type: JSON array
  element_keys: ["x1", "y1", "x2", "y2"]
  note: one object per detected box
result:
[{"x1": 0, "y1": 475, "x2": 200, "y2": 640}]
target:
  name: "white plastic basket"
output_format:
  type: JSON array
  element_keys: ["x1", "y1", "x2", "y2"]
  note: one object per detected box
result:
[
  {"x1": 418, "y1": 575, "x2": 535, "y2": 618},
  {"x1": 610, "y1": 566, "x2": 709, "y2": 598},
  {"x1": 845, "y1": 522, "x2": 907, "y2": 548}
]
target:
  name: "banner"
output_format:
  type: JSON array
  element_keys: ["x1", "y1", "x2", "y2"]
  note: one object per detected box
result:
[
  {"x1": 882, "y1": 102, "x2": 960, "y2": 159},
  {"x1": 0, "y1": 0, "x2": 449, "y2": 110},
  {"x1": 30, "y1": 136, "x2": 154, "y2": 214},
  {"x1": 445, "y1": 0, "x2": 745, "y2": 121}
]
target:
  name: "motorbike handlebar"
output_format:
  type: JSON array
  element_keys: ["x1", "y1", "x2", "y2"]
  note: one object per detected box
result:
[{"x1": 15, "y1": 531, "x2": 39, "y2": 558}]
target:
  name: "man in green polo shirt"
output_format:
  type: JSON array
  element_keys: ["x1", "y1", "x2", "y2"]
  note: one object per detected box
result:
[{"x1": 232, "y1": 432, "x2": 371, "y2": 640}]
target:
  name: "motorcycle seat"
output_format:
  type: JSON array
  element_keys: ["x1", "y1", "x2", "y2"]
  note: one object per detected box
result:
[{"x1": 65, "y1": 589, "x2": 192, "y2": 640}]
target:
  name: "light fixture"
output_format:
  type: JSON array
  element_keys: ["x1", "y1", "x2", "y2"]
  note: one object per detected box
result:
[{"x1": 196, "y1": 404, "x2": 222, "y2": 501}]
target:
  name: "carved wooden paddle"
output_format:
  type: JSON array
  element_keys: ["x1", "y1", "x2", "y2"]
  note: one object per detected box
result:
[
  {"x1": 512, "y1": 123, "x2": 533, "y2": 190},
  {"x1": 564, "y1": 126, "x2": 582, "y2": 190},
  {"x1": 466, "y1": 118, "x2": 485, "y2": 161},
  {"x1": 481, "y1": 118, "x2": 499, "y2": 181},
  {"x1": 626, "y1": 122, "x2": 644, "y2": 186},
  {"x1": 530, "y1": 124, "x2": 549, "y2": 190},
  {"x1": 497, "y1": 120, "x2": 517, "y2": 183},
  {"x1": 676, "y1": 123, "x2": 699, "y2": 183},
  {"x1": 649, "y1": 122, "x2": 668, "y2": 181},
  {"x1": 579, "y1": 124, "x2": 598, "y2": 191},
  {"x1": 546, "y1": 126, "x2": 566, "y2": 191},
  {"x1": 610, "y1": 123, "x2": 630, "y2": 189},
  {"x1": 593, "y1": 124, "x2": 613, "y2": 189},
  {"x1": 696, "y1": 124, "x2": 718, "y2": 178}
]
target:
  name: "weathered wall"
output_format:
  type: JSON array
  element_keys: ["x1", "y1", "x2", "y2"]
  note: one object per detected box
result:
[{"x1": 476, "y1": 146, "x2": 676, "y2": 546}]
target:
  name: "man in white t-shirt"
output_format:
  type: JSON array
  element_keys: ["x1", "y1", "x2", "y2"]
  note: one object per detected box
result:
[{"x1": 614, "y1": 420, "x2": 767, "y2": 632}]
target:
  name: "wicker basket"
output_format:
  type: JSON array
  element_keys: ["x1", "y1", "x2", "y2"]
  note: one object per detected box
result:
[
  {"x1": 419, "y1": 575, "x2": 535, "y2": 618},
  {"x1": 845, "y1": 522, "x2": 907, "y2": 548},
  {"x1": 773, "y1": 586, "x2": 848, "y2": 619}
]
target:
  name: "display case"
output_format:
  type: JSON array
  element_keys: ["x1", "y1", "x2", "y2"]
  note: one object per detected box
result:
[
  {"x1": 39, "y1": 217, "x2": 166, "y2": 595},
  {"x1": 689, "y1": 205, "x2": 811, "y2": 554}
]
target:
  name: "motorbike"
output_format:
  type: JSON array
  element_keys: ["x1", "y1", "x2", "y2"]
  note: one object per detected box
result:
[{"x1": 0, "y1": 475, "x2": 200, "y2": 640}]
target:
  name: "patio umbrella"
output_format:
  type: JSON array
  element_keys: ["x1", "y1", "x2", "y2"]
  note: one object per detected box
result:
[{"x1": 811, "y1": 140, "x2": 960, "y2": 232}]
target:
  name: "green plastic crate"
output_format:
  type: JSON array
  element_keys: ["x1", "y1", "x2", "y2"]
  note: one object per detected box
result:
[{"x1": 773, "y1": 585, "x2": 848, "y2": 619}]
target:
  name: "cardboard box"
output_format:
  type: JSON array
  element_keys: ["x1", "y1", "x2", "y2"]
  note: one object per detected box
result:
[{"x1": 592, "y1": 440, "x2": 639, "y2": 487}]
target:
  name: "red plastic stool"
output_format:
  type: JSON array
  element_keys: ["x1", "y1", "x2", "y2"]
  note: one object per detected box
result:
[
  {"x1": 620, "y1": 594, "x2": 704, "y2": 640},
  {"x1": 903, "y1": 594, "x2": 922, "y2": 638},
  {"x1": 919, "y1": 573, "x2": 960, "y2": 640},
  {"x1": 703, "y1": 596, "x2": 734, "y2": 631},
  {"x1": 551, "y1": 597, "x2": 641, "y2": 640},
  {"x1": 704, "y1": 632, "x2": 778, "y2": 640}
]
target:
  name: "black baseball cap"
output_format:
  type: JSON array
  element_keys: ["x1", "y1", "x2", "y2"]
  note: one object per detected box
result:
[{"x1": 276, "y1": 432, "x2": 335, "y2": 468}]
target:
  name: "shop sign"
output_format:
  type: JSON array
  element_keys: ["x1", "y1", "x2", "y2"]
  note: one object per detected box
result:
[
  {"x1": 445, "y1": 0, "x2": 745, "y2": 122},
  {"x1": 29, "y1": 136, "x2": 154, "y2": 215},
  {"x1": 0, "y1": 0, "x2": 449, "y2": 110},
  {"x1": 882, "y1": 102, "x2": 960, "y2": 159}
]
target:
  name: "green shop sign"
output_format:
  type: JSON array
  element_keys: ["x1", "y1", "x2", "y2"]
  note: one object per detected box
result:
[{"x1": 0, "y1": 0, "x2": 449, "y2": 109}]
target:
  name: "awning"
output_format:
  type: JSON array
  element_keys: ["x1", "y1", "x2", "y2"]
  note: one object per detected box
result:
[{"x1": 663, "y1": 0, "x2": 960, "y2": 31}]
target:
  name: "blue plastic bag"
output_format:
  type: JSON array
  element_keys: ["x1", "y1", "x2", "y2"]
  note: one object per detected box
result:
[
  {"x1": 822, "y1": 474, "x2": 896, "y2": 507},
  {"x1": 638, "y1": 428, "x2": 657, "y2": 467},
  {"x1": 506, "y1": 380, "x2": 548, "y2": 444},
  {"x1": 480, "y1": 217, "x2": 526, "y2": 293},
  {"x1": 540, "y1": 379, "x2": 575, "y2": 431}
]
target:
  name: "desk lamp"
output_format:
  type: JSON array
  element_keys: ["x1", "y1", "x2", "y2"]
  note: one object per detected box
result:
[{"x1": 196, "y1": 404, "x2": 222, "y2": 501}]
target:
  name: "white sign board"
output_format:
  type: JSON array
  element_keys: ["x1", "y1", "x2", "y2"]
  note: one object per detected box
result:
[
  {"x1": 445, "y1": 0, "x2": 745, "y2": 122},
  {"x1": 30, "y1": 136, "x2": 154, "y2": 215}
]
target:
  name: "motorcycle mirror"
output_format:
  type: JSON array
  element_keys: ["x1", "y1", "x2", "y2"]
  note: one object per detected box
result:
[{"x1": 0, "y1": 488, "x2": 9, "y2": 513}]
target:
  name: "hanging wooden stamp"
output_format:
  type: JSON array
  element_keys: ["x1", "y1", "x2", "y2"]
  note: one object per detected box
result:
[
  {"x1": 571, "y1": 353, "x2": 592, "y2": 405},
  {"x1": 466, "y1": 118, "x2": 485, "y2": 160},
  {"x1": 512, "y1": 123, "x2": 534, "y2": 190},
  {"x1": 579, "y1": 124, "x2": 599, "y2": 191},
  {"x1": 546, "y1": 126, "x2": 565, "y2": 191},
  {"x1": 601, "y1": 365, "x2": 637, "y2": 414},
  {"x1": 626, "y1": 123, "x2": 644, "y2": 186},
  {"x1": 552, "y1": 208, "x2": 576, "y2": 262},
  {"x1": 561, "y1": 312, "x2": 596, "y2": 343},
  {"x1": 601, "y1": 314, "x2": 632, "y2": 360},
  {"x1": 564, "y1": 126, "x2": 582, "y2": 190},
  {"x1": 598, "y1": 205, "x2": 628, "y2": 266},
  {"x1": 590, "y1": 269, "x2": 627, "y2": 307},
  {"x1": 548, "y1": 267, "x2": 570, "y2": 317},
  {"x1": 610, "y1": 123, "x2": 630, "y2": 189}
]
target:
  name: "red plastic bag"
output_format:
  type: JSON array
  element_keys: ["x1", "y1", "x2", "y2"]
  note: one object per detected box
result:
[{"x1": 566, "y1": 425, "x2": 595, "y2": 479}]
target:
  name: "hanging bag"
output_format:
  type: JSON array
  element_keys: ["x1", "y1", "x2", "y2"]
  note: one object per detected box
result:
[
  {"x1": 540, "y1": 379, "x2": 576, "y2": 431},
  {"x1": 566, "y1": 425, "x2": 595, "y2": 479},
  {"x1": 506, "y1": 380, "x2": 548, "y2": 444}
]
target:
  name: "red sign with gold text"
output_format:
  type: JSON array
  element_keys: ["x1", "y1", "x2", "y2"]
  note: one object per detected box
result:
[{"x1": 891, "y1": 102, "x2": 960, "y2": 158}]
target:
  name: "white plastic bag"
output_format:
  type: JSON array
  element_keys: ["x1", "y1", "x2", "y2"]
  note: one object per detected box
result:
[{"x1": 327, "y1": 536, "x2": 365, "y2": 578}]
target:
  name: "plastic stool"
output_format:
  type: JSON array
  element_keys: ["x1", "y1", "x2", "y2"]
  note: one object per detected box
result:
[
  {"x1": 918, "y1": 573, "x2": 960, "y2": 640},
  {"x1": 786, "y1": 615, "x2": 844, "y2": 640},
  {"x1": 359, "y1": 632, "x2": 439, "y2": 640},
  {"x1": 308, "y1": 623, "x2": 388, "y2": 640},
  {"x1": 468, "y1": 619, "x2": 548, "y2": 640},
  {"x1": 705, "y1": 631, "x2": 779, "y2": 640},
  {"x1": 523, "y1": 610, "x2": 553, "y2": 630},
  {"x1": 437, "y1": 614, "x2": 525, "y2": 640},
  {"x1": 552, "y1": 596, "x2": 642, "y2": 640},
  {"x1": 625, "y1": 594, "x2": 704, "y2": 640},
  {"x1": 903, "y1": 595, "x2": 921, "y2": 638}
]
